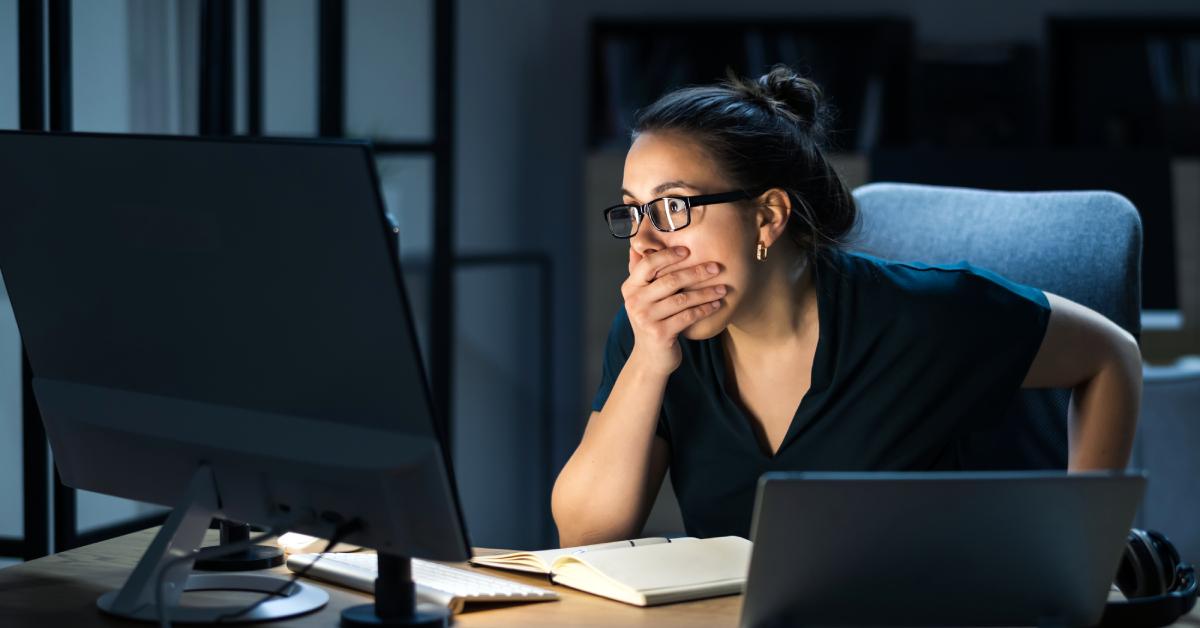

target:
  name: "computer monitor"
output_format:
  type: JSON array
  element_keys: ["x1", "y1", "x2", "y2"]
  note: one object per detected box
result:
[{"x1": 0, "y1": 131, "x2": 468, "y2": 626}]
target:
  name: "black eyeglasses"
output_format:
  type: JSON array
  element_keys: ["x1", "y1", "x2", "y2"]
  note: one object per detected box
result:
[{"x1": 602, "y1": 189, "x2": 759, "y2": 239}]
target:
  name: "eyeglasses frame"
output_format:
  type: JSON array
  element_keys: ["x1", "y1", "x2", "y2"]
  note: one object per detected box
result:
[{"x1": 602, "y1": 189, "x2": 761, "y2": 239}]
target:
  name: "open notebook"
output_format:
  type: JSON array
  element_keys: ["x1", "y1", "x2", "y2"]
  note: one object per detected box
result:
[{"x1": 471, "y1": 536, "x2": 752, "y2": 606}]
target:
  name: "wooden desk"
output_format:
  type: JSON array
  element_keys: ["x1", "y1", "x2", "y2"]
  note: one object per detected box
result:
[
  {"x1": 0, "y1": 529, "x2": 738, "y2": 627},
  {"x1": 1, "y1": 528, "x2": 1197, "y2": 627}
]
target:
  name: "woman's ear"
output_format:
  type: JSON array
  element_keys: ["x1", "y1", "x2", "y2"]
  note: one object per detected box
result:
[{"x1": 756, "y1": 188, "x2": 792, "y2": 247}]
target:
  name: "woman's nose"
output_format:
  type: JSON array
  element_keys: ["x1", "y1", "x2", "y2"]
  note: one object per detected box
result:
[{"x1": 630, "y1": 221, "x2": 667, "y2": 257}]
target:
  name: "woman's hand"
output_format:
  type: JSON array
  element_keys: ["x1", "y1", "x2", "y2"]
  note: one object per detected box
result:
[{"x1": 621, "y1": 245, "x2": 726, "y2": 376}]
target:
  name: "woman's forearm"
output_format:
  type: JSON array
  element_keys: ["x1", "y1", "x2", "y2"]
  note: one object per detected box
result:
[
  {"x1": 1067, "y1": 337, "x2": 1142, "y2": 471},
  {"x1": 552, "y1": 349, "x2": 671, "y2": 546}
]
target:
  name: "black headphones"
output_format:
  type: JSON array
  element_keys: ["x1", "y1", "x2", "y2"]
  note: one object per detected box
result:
[{"x1": 1097, "y1": 529, "x2": 1197, "y2": 627}]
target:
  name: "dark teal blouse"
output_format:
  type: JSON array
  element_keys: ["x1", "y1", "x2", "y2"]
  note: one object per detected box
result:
[{"x1": 591, "y1": 248, "x2": 1052, "y2": 539}]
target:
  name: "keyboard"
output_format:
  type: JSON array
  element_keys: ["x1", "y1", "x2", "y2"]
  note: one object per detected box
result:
[{"x1": 286, "y1": 552, "x2": 559, "y2": 614}]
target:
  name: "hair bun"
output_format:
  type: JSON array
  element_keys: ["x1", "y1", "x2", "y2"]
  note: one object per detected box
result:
[
  {"x1": 726, "y1": 65, "x2": 825, "y2": 134},
  {"x1": 758, "y1": 65, "x2": 823, "y2": 126}
]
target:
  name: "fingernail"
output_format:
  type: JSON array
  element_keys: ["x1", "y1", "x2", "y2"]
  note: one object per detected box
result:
[
  {"x1": 675, "y1": 247, "x2": 688, "y2": 257},
  {"x1": 706, "y1": 263, "x2": 719, "y2": 274},
  {"x1": 712, "y1": 300, "x2": 722, "y2": 309},
  {"x1": 715, "y1": 285, "x2": 727, "y2": 296}
]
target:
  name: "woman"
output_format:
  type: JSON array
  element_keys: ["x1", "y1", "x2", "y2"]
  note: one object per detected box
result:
[{"x1": 551, "y1": 66, "x2": 1142, "y2": 548}]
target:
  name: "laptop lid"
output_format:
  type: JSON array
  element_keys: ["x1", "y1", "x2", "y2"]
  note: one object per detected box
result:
[{"x1": 741, "y1": 471, "x2": 1145, "y2": 627}]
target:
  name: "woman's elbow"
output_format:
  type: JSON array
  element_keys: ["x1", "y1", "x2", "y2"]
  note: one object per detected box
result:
[
  {"x1": 1101, "y1": 326, "x2": 1142, "y2": 401},
  {"x1": 551, "y1": 469, "x2": 606, "y2": 546},
  {"x1": 550, "y1": 469, "x2": 579, "y2": 540}
]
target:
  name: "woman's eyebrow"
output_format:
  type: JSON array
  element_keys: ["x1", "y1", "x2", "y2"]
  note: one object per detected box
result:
[{"x1": 619, "y1": 180, "x2": 697, "y2": 200}]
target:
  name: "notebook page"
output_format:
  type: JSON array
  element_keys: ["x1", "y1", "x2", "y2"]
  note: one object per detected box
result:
[
  {"x1": 471, "y1": 536, "x2": 679, "y2": 572},
  {"x1": 526, "y1": 536, "x2": 673, "y2": 565},
  {"x1": 550, "y1": 536, "x2": 751, "y2": 601}
]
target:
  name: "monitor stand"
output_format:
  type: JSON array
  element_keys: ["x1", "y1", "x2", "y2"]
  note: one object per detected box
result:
[
  {"x1": 341, "y1": 553, "x2": 450, "y2": 628},
  {"x1": 194, "y1": 520, "x2": 285, "y2": 571},
  {"x1": 97, "y1": 465, "x2": 328, "y2": 623}
]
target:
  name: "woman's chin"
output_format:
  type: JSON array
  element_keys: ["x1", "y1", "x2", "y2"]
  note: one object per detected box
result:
[{"x1": 681, "y1": 310, "x2": 728, "y2": 340}]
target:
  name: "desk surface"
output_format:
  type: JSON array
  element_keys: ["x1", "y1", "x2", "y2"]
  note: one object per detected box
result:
[
  {"x1": 1, "y1": 528, "x2": 1197, "y2": 628},
  {"x1": 0, "y1": 528, "x2": 739, "y2": 627}
]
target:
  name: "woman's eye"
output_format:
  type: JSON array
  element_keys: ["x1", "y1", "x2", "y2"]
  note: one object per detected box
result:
[{"x1": 669, "y1": 200, "x2": 685, "y2": 213}]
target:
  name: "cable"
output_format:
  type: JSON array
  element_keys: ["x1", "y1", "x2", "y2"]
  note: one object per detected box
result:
[
  {"x1": 154, "y1": 524, "x2": 286, "y2": 628},
  {"x1": 213, "y1": 518, "x2": 362, "y2": 624}
]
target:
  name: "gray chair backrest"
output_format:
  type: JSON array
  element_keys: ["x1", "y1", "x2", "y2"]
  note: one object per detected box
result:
[{"x1": 849, "y1": 182, "x2": 1143, "y2": 469}]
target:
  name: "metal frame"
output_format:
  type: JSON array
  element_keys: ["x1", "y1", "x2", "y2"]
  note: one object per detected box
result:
[
  {"x1": 15, "y1": 0, "x2": 49, "y2": 563},
  {"x1": 199, "y1": 0, "x2": 234, "y2": 135},
  {"x1": 246, "y1": 0, "x2": 262, "y2": 136},
  {"x1": 45, "y1": 0, "x2": 77, "y2": 557},
  {"x1": 318, "y1": 0, "x2": 345, "y2": 137}
]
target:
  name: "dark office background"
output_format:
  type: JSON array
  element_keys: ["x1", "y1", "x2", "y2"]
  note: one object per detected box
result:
[{"x1": 1, "y1": 0, "x2": 1199, "y2": 565}]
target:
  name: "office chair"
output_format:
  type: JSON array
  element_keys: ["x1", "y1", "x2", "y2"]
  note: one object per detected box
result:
[{"x1": 849, "y1": 182, "x2": 1143, "y2": 470}]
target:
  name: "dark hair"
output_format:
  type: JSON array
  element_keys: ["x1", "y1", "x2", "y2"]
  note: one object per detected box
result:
[{"x1": 631, "y1": 65, "x2": 857, "y2": 258}]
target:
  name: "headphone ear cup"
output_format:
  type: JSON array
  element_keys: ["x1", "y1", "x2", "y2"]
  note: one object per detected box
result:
[
  {"x1": 1119, "y1": 529, "x2": 1169, "y2": 599},
  {"x1": 1146, "y1": 530, "x2": 1183, "y2": 590},
  {"x1": 1103, "y1": 529, "x2": 1195, "y2": 628}
]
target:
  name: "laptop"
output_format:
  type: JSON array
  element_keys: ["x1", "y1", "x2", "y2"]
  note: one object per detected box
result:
[{"x1": 741, "y1": 471, "x2": 1146, "y2": 627}]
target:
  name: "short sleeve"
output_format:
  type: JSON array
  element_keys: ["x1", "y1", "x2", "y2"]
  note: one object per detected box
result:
[
  {"x1": 953, "y1": 264, "x2": 1051, "y2": 362},
  {"x1": 590, "y1": 307, "x2": 671, "y2": 441},
  {"x1": 918, "y1": 263, "x2": 1052, "y2": 433}
]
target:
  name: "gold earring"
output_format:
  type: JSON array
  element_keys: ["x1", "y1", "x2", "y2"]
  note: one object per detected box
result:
[{"x1": 755, "y1": 241, "x2": 768, "y2": 261}]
